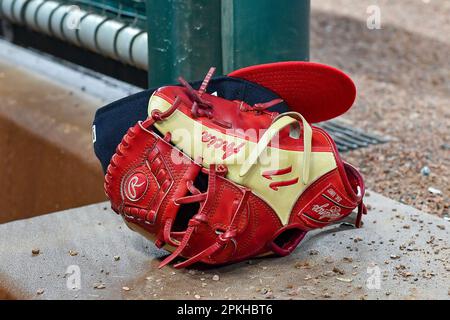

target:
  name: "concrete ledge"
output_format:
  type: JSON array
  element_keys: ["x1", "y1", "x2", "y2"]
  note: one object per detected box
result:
[
  {"x1": 0, "y1": 203, "x2": 166, "y2": 300},
  {"x1": 0, "y1": 191, "x2": 448, "y2": 300}
]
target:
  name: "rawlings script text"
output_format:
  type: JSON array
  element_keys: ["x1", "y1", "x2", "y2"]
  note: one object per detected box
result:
[
  {"x1": 311, "y1": 203, "x2": 342, "y2": 220},
  {"x1": 201, "y1": 131, "x2": 246, "y2": 160}
]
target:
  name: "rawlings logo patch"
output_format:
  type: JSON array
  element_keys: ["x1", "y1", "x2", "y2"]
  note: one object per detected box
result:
[
  {"x1": 201, "y1": 130, "x2": 246, "y2": 160},
  {"x1": 124, "y1": 172, "x2": 148, "y2": 202},
  {"x1": 301, "y1": 184, "x2": 355, "y2": 224},
  {"x1": 322, "y1": 186, "x2": 355, "y2": 209},
  {"x1": 311, "y1": 203, "x2": 342, "y2": 219}
]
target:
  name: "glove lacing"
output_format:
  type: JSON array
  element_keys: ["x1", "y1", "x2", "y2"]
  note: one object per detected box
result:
[
  {"x1": 159, "y1": 165, "x2": 245, "y2": 269},
  {"x1": 143, "y1": 67, "x2": 284, "y2": 130}
]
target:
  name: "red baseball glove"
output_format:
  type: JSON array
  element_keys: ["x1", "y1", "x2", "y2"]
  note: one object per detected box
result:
[{"x1": 104, "y1": 67, "x2": 366, "y2": 268}]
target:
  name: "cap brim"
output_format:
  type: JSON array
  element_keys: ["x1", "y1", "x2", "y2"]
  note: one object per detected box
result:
[{"x1": 228, "y1": 61, "x2": 356, "y2": 123}]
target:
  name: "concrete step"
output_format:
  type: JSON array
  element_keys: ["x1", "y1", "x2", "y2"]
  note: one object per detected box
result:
[{"x1": 0, "y1": 191, "x2": 448, "y2": 300}]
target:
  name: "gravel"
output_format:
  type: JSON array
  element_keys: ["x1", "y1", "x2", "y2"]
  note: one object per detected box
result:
[{"x1": 311, "y1": 0, "x2": 450, "y2": 217}]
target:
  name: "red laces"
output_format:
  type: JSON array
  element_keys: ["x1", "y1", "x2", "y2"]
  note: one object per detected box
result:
[
  {"x1": 241, "y1": 98, "x2": 284, "y2": 113},
  {"x1": 178, "y1": 69, "x2": 232, "y2": 129},
  {"x1": 147, "y1": 67, "x2": 282, "y2": 129}
]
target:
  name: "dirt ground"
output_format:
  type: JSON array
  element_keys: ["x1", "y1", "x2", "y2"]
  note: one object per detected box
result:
[{"x1": 310, "y1": 0, "x2": 450, "y2": 217}]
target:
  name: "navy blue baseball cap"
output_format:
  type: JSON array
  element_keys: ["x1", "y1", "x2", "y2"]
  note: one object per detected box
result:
[{"x1": 93, "y1": 76, "x2": 288, "y2": 173}]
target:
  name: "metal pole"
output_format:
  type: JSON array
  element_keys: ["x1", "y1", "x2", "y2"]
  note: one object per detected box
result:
[
  {"x1": 146, "y1": 0, "x2": 310, "y2": 86},
  {"x1": 221, "y1": 0, "x2": 310, "y2": 73},
  {"x1": 146, "y1": 0, "x2": 223, "y2": 87}
]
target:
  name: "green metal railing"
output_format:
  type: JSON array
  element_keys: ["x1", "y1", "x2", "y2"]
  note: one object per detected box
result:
[
  {"x1": 3, "y1": 0, "x2": 310, "y2": 87},
  {"x1": 146, "y1": 0, "x2": 310, "y2": 87},
  {"x1": 221, "y1": 0, "x2": 310, "y2": 73},
  {"x1": 146, "y1": 0, "x2": 224, "y2": 86}
]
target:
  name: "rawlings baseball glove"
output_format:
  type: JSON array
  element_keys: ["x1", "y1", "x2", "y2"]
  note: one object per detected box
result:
[{"x1": 104, "y1": 67, "x2": 366, "y2": 268}]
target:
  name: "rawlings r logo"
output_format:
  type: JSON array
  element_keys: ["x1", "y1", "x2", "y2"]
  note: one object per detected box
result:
[{"x1": 124, "y1": 172, "x2": 148, "y2": 201}]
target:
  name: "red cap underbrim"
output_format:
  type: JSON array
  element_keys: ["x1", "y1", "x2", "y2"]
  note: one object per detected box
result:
[{"x1": 228, "y1": 61, "x2": 356, "y2": 123}]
